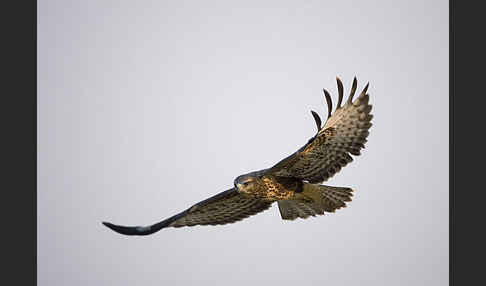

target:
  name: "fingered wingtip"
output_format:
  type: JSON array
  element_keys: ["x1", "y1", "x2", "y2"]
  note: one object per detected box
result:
[
  {"x1": 322, "y1": 89, "x2": 332, "y2": 119},
  {"x1": 362, "y1": 82, "x2": 370, "y2": 95},
  {"x1": 310, "y1": 110, "x2": 322, "y2": 131},
  {"x1": 352, "y1": 77, "x2": 357, "y2": 91},
  {"x1": 336, "y1": 77, "x2": 344, "y2": 108},
  {"x1": 347, "y1": 76, "x2": 358, "y2": 104}
]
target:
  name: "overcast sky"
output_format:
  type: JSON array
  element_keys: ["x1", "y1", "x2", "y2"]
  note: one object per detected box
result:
[{"x1": 38, "y1": 1, "x2": 448, "y2": 285}]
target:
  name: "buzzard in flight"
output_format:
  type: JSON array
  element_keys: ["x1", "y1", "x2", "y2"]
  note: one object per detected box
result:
[{"x1": 103, "y1": 77, "x2": 373, "y2": 235}]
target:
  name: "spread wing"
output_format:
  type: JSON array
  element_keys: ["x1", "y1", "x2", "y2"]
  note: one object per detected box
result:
[
  {"x1": 102, "y1": 188, "x2": 272, "y2": 235},
  {"x1": 266, "y1": 77, "x2": 373, "y2": 183}
]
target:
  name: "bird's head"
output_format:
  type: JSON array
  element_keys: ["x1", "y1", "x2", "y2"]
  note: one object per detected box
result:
[{"x1": 234, "y1": 174, "x2": 259, "y2": 194}]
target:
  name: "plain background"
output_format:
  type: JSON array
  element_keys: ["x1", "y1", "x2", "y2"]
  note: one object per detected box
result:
[{"x1": 38, "y1": 1, "x2": 448, "y2": 285}]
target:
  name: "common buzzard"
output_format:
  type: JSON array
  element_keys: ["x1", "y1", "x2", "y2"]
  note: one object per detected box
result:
[{"x1": 103, "y1": 77, "x2": 372, "y2": 235}]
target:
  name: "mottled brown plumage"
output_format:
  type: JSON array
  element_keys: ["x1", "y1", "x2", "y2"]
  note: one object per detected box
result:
[
  {"x1": 103, "y1": 77, "x2": 373, "y2": 236},
  {"x1": 267, "y1": 77, "x2": 372, "y2": 183}
]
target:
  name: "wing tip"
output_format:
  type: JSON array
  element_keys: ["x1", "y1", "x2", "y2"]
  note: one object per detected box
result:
[
  {"x1": 102, "y1": 221, "x2": 116, "y2": 229},
  {"x1": 310, "y1": 110, "x2": 322, "y2": 131},
  {"x1": 347, "y1": 76, "x2": 358, "y2": 104},
  {"x1": 102, "y1": 221, "x2": 155, "y2": 236},
  {"x1": 359, "y1": 82, "x2": 370, "y2": 98},
  {"x1": 322, "y1": 88, "x2": 332, "y2": 119},
  {"x1": 336, "y1": 77, "x2": 344, "y2": 108},
  {"x1": 102, "y1": 221, "x2": 128, "y2": 234}
]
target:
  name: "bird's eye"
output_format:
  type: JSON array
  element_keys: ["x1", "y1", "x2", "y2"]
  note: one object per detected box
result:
[{"x1": 243, "y1": 181, "x2": 249, "y2": 186}]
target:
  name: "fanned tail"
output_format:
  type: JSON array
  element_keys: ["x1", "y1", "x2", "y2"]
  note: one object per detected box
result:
[{"x1": 278, "y1": 184, "x2": 353, "y2": 220}]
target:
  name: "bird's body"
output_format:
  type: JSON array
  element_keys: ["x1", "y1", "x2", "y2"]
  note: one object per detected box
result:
[
  {"x1": 235, "y1": 171, "x2": 300, "y2": 201},
  {"x1": 103, "y1": 77, "x2": 373, "y2": 236},
  {"x1": 235, "y1": 172, "x2": 353, "y2": 220}
]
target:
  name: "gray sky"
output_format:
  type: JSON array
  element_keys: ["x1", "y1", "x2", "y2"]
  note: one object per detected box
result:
[{"x1": 38, "y1": 1, "x2": 448, "y2": 285}]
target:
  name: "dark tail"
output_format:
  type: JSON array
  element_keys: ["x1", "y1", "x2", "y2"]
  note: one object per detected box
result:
[{"x1": 102, "y1": 212, "x2": 185, "y2": 236}]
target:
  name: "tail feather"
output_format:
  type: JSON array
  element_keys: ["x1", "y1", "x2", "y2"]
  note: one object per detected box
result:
[{"x1": 278, "y1": 184, "x2": 353, "y2": 220}]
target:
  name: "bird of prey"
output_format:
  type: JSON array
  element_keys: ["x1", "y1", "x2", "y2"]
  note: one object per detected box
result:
[{"x1": 103, "y1": 77, "x2": 373, "y2": 236}]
